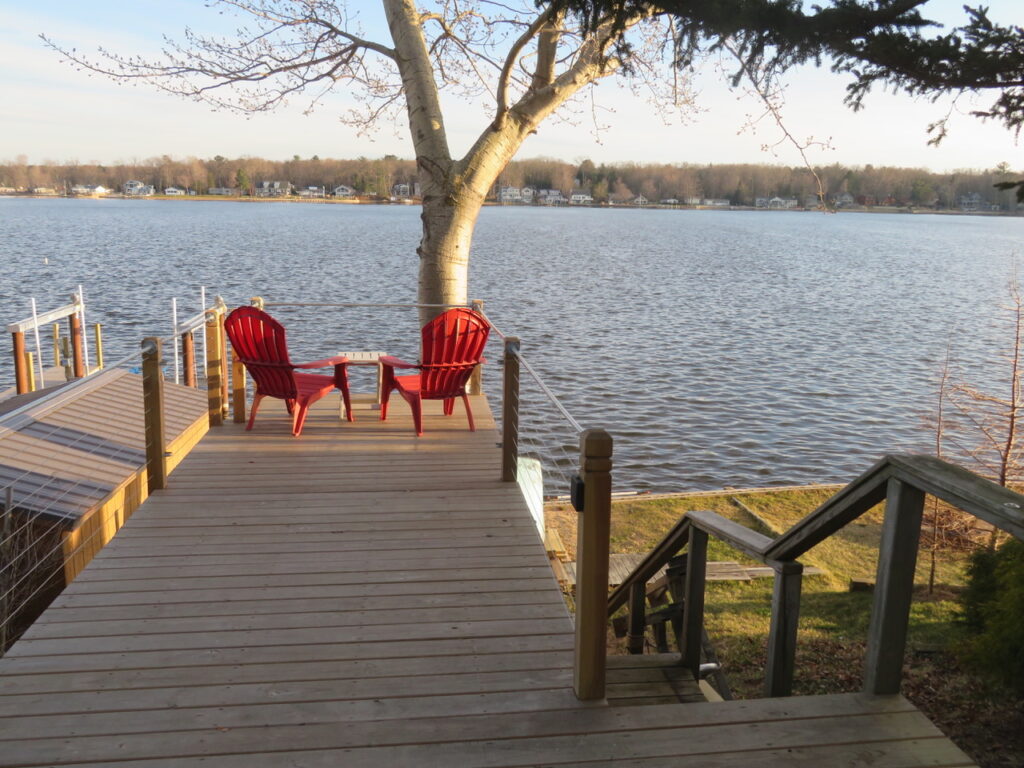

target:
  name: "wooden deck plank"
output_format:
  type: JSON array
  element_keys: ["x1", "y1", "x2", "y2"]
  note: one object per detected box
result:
[{"x1": 0, "y1": 394, "x2": 975, "y2": 767}]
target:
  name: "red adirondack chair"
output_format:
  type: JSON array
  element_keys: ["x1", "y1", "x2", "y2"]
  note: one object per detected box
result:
[
  {"x1": 380, "y1": 308, "x2": 490, "y2": 436},
  {"x1": 225, "y1": 306, "x2": 353, "y2": 437}
]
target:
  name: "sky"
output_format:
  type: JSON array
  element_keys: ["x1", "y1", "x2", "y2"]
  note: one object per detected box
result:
[{"x1": 1, "y1": 0, "x2": 1020, "y2": 172}]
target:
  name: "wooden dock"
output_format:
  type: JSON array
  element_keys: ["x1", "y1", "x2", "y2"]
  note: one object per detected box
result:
[{"x1": 0, "y1": 393, "x2": 975, "y2": 766}]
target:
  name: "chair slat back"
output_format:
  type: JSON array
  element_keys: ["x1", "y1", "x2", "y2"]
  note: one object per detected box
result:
[
  {"x1": 419, "y1": 308, "x2": 490, "y2": 399},
  {"x1": 225, "y1": 307, "x2": 298, "y2": 400}
]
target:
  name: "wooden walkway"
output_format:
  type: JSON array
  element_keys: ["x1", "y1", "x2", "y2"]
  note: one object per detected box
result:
[{"x1": 0, "y1": 394, "x2": 975, "y2": 766}]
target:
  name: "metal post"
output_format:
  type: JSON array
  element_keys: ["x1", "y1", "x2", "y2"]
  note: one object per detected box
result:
[
  {"x1": 219, "y1": 307, "x2": 229, "y2": 419},
  {"x1": 205, "y1": 310, "x2": 223, "y2": 427},
  {"x1": 764, "y1": 561, "x2": 803, "y2": 697},
  {"x1": 141, "y1": 338, "x2": 168, "y2": 493},
  {"x1": 501, "y1": 337, "x2": 520, "y2": 482},
  {"x1": 573, "y1": 428, "x2": 613, "y2": 701},
  {"x1": 864, "y1": 478, "x2": 925, "y2": 695}
]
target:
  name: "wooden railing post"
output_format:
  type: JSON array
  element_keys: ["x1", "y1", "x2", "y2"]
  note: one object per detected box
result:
[
  {"x1": 182, "y1": 332, "x2": 196, "y2": 387},
  {"x1": 626, "y1": 581, "x2": 647, "y2": 655},
  {"x1": 68, "y1": 311, "x2": 85, "y2": 378},
  {"x1": 205, "y1": 311, "x2": 223, "y2": 427},
  {"x1": 764, "y1": 561, "x2": 803, "y2": 697},
  {"x1": 219, "y1": 308, "x2": 229, "y2": 419},
  {"x1": 574, "y1": 428, "x2": 612, "y2": 701},
  {"x1": 681, "y1": 525, "x2": 708, "y2": 677},
  {"x1": 52, "y1": 324, "x2": 61, "y2": 367},
  {"x1": 468, "y1": 299, "x2": 484, "y2": 395},
  {"x1": 864, "y1": 477, "x2": 925, "y2": 694},
  {"x1": 501, "y1": 337, "x2": 520, "y2": 482},
  {"x1": 141, "y1": 338, "x2": 167, "y2": 493},
  {"x1": 12, "y1": 331, "x2": 28, "y2": 394},
  {"x1": 93, "y1": 324, "x2": 104, "y2": 369},
  {"x1": 24, "y1": 352, "x2": 35, "y2": 392},
  {"x1": 232, "y1": 348, "x2": 247, "y2": 423}
]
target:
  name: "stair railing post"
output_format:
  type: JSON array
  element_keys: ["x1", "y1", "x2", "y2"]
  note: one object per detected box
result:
[
  {"x1": 864, "y1": 477, "x2": 925, "y2": 694},
  {"x1": 218, "y1": 305, "x2": 229, "y2": 419},
  {"x1": 468, "y1": 299, "x2": 484, "y2": 395},
  {"x1": 141, "y1": 338, "x2": 168, "y2": 493},
  {"x1": 681, "y1": 524, "x2": 709, "y2": 677},
  {"x1": 205, "y1": 309, "x2": 223, "y2": 427},
  {"x1": 573, "y1": 428, "x2": 612, "y2": 701},
  {"x1": 501, "y1": 337, "x2": 520, "y2": 482},
  {"x1": 626, "y1": 581, "x2": 647, "y2": 655},
  {"x1": 764, "y1": 560, "x2": 803, "y2": 697}
]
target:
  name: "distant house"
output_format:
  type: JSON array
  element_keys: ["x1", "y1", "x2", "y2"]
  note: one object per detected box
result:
[
  {"x1": 683, "y1": 197, "x2": 702, "y2": 206},
  {"x1": 123, "y1": 180, "x2": 154, "y2": 196},
  {"x1": 297, "y1": 186, "x2": 326, "y2": 198},
  {"x1": 208, "y1": 187, "x2": 238, "y2": 196},
  {"x1": 255, "y1": 181, "x2": 293, "y2": 198},
  {"x1": 570, "y1": 191, "x2": 594, "y2": 205},
  {"x1": 660, "y1": 198, "x2": 679, "y2": 205},
  {"x1": 755, "y1": 197, "x2": 769, "y2": 208},
  {"x1": 332, "y1": 185, "x2": 356, "y2": 198},
  {"x1": 536, "y1": 189, "x2": 566, "y2": 205},
  {"x1": 498, "y1": 186, "x2": 522, "y2": 204},
  {"x1": 164, "y1": 187, "x2": 185, "y2": 196},
  {"x1": 520, "y1": 187, "x2": 535, "y2": 203},
  {"x1": 767, "y1": 196, "x2": 798, "y2": 209},
  {"x1": 959, "y1": 192, "x2": 985, "y2": 212},
  {"x1": 703, "y1": 198, "x2": 731, "y2": 207},
  {"x1": 834, "y1": 192, "x2": 855, "y2": 208},
  {"x1": 31, "y1": 187, "x2": 58, "y2": 196},
  {"x1": 804, "y1": 195, "x2": 821, "y2": 209},
  {"x1": 633, "y1": 195, "x2": 648, "y2": 206},
  {"x1": 70, "y1": 185, "x2": 109, "y2": 196}
]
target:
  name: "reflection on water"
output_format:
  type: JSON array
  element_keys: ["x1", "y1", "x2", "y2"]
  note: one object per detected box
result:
[{"x1": 2, "y1": 198, "x2": 1021, "y2": 491}]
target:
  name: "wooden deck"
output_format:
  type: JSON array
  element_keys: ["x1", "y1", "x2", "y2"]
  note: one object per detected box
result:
[{"x1": 0, "y1": 393, "x2": 975, "y2": 766}]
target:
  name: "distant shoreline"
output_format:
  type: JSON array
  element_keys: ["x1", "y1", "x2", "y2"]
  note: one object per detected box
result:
[{"x1": 3, "y1": 193, "x2": 1020, "y2": 217}]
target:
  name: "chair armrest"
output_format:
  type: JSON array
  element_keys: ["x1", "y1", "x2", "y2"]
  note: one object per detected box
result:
[
  {"x1": 295, "y1": 355, "x2": 350, "y2": 369},
  {"x1": 380, "y1": 355, "x2": 418, "y2": 370}
]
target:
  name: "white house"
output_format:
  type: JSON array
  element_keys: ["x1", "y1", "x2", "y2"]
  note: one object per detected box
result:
[
  {"x1": 570, "y1": 192, "x2": 594, "y2": 205},
  {"x1": 164, "y1": 187, "x2": 185, "y2": 196},
  {"x1": 123, "y1": 180, "x2": 154, "y2": 196},
  {"x1": 498, "y1": 186, "x2": 522, "y2": 203},
  {"x1": 834, "y1": 192, "x2": 855, "y2": 207},
  {"x1": 297, "y1": 186, "x2": 326, "y2": 198},
  {"x1": 633, "y1": 195, "x2": 648, "y2": 206},
  {"x1": 703, "y1": 198, "x2": 731, "y2": 207},
  {"x1": 333, "y1": 185, "x2": 356, "y2": 198},
  {"x1": 255, "y1": 181, "x2": 293, "y2": 197},
  {"x1": 684, "y1": 197, "x2": 702, "y2": 206},
  {"x1": 660, "y1": 198, "x2": 679, "y2": 205},
  {"x1": 208, "y1": 187, "x2": 238, "y2": 196},
  {"x1": 536, "y1": 189, "x2": 566, "y2": 205}
]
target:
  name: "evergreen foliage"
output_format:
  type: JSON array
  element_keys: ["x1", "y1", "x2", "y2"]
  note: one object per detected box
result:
[{"x1": 961, "y1": 537, "x2": 1024, "y2": 694}]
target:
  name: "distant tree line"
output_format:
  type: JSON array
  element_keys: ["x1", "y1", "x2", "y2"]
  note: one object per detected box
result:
[{"x1": 2, "y1": 154, "x2": 1019, "y2": 209}]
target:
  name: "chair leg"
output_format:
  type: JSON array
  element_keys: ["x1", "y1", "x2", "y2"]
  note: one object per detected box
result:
[
  {"x1": 335, "y1": 363, "x2": 355, "y2": 422},
  {"x1": 410, "y1": 396, "x2": 423, "y2": 436},
  {"x1": 462, "y1": 393, "x2": 475, "y2": 431},
  {"x1": 293, "y1": 402, "x2": 311, "y2": 436},
  {"x1": 380, "y1": 386, "x2": 391, "y2": 421},
  {"x1": 247, "y1": 394, "x2": 265, "y2": 431},
  {"x1": 443, "y1": 398, "x2": 455, "y2": 416},
  {"x1": 285, "y1": 399, "x2": 295, "y2": 416}
]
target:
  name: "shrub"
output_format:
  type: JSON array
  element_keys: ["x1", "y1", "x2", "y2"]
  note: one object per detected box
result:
[{"x1": 960, "y1": 538, "x2": 1024, "y2": 694}]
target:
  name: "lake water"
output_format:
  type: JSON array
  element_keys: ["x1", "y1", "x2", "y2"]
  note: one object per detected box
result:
[{"x1": 2, "y1": 197, "x2": 1022, "y2": 492}]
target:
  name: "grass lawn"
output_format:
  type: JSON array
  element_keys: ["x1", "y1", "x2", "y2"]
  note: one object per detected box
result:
[{"x1": 546, "y1": 488, "x2": 1023, "y2": 768}]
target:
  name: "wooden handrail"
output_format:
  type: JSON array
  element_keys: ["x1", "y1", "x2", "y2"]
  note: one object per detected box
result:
[{"x1": 608, "y1": 453, "x2": 1024, "y2": 700}]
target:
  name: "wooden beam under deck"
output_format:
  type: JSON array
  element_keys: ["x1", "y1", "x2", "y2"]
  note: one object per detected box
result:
[{"x1": 0, "y1": 394, "x2": 975, "y2": 767}]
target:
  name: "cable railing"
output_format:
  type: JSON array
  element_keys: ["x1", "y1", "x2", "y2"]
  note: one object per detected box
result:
[{"x1": 0, "y1": 309, "x2": 221, "y2": 655}]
